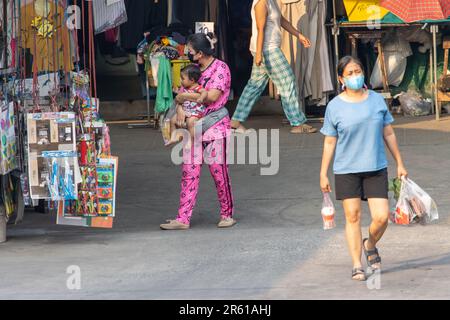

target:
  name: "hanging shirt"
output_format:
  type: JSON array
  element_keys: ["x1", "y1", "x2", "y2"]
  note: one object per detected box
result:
[
  {"x1": 155, "y1": 56, "x2": 173, "y2": 113},
  {"x1": 92, "y1": 0, "x2": 127, "y2": 34},
  {"x1": 320, "y1": 90, "x2": 395, "y2": 174},
  {"x1": 20, "y1": 2, "x2": 73, "y2": 73},
  {"x1": 250, "y1": 0, "x2": 282, "y2": 54},
  {"x1": 120, "y1": 0, "x2": 168, "y2": 50},
  {"x1": 199, "y1": 59, "x2": 232, "y2": 142}
]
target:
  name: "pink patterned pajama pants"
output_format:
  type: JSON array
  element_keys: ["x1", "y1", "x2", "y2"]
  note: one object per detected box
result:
[{"x1": 176, "y1": 137, "x2": 234, "y2": 225}]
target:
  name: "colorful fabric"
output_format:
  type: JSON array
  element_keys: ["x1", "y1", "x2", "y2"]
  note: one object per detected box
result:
[
  {"x1": 0, "y1": 101, "x2": 18, "y2": 175},
  {"x1": 177, "y1": 138, "x2": 233, "y2": 225},
  {"x1": 232, "y1": 47, "x2": 307, "y2": 126},
  {"x1": 380, "y1": 0, "x2": 450, "y2": 22},
  {"x1": 155, "y1": 56, "x2": 173, "y2": 113},
  {"x1": 20, "y1": 2, "x2": 73, "y2": 72},
  {"x1": 181, "y1": 85, "x2": 206, "y2": 118},
  {"x1": 199, "y1": 59, "x2": 232, "y2": 142}
]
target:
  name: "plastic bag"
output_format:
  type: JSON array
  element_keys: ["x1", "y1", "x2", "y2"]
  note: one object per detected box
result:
[
  {"x1": 321, "y1": 192, "x2": 336, "y2": 230},
  {"x1": 160, "y1": 102, "x2": 177, "y2": 144},
  {"x1": 397, "y1": 91, "x2": 431, "y2": 116},
  {"x1": 370, "y1": 30, "x2": 412, "y2": 89},
  {"x1": 392, "y1": 177, "x2": 439, "y2": 225}
]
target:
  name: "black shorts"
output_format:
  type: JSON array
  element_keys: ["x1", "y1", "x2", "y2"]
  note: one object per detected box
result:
[{"x1": 335, "y1": 168, "x2": 389, "y2": 201}]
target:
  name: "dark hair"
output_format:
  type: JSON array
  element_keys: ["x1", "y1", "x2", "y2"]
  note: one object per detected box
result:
[
  {"x1": 181, "y1": 64, "x2": 202, "y2": 82},
  {"x1": 187, "y1": 32, "x2": 217, "y2": 56},
  {"x1": 337, "y1": 56, "x2": 364, "y2": 77}
]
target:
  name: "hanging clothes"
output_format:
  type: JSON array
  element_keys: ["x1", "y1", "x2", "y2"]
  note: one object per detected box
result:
[
  {"x1": 279, "y1": 0, "x2": 333, "y2": 102},
  {"x1": 20, "y1": 1, "x2": 73, "y2": 73},
  {"x1": 174, "y1": 0, "x2": 207, "y2": 31},
  {"x1": 92, "y1": 0, "x2": 127, "y2": 34},
  {"x1": 1, "y1": 0, "x2": 18, "y2": 68},
  {"x1": 205, "y1": 0, "x2": 232, "y2": 64},
  {"x1": 155, "y1": 56, "x2": 173, "y2": 113},
  {"x1": 120, "y1": 0, "x2": 168, "y2": 50},
  {"x1": 168, "y1": 0, "x2": 181, "y2": 25}
]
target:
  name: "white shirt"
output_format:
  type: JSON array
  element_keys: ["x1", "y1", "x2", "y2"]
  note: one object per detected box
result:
[{"x1": 250, "y1": 0, "x2": 282, "y2": 54}]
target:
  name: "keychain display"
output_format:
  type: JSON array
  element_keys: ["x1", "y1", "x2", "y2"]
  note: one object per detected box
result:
[
  {"x1": 42, "y1": 151, "x2": 78, "y2": 201},
  {"x1": 20, "y1": 173, "x2": 32, "y2": 206},
  {"x1": 26, "y1": 113, "x2": 77, "y2": 200}
]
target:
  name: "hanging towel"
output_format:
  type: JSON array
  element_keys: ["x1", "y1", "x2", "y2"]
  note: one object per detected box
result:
[{"x1": 155, "y1": 56, "x2": 173, "y2": 113}]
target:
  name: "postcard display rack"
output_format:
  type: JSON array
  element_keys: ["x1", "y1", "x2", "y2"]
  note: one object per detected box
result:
[{"x1": 0, "y1": 0, "x2": 118, "y2": 236}]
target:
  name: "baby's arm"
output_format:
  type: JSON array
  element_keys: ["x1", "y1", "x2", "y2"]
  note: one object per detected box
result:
[{"x1": 197, "y1": 89, "x2": 208, "y2": 104}]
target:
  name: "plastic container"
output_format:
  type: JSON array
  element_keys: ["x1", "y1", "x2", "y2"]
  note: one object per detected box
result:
[{"x1": 321, "y1": 192, "x2": 336, "y2": 230}]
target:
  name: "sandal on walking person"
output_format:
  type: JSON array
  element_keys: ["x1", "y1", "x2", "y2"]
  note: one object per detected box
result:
[
  {"x1": 363, "y1": 238, "x2": 381, "y2": 271},
  {"x1": 352, "y1": 267, "x2": 366, "y2": 281},
  {"x1": 160, "y1": 219, "x2": 190, "y2": 230},
  {"x1": 290, "y1": 124, "x2": 317, "y2": 134},
  {"x1": 217, "y1": 217, "x2": 237, "y2": 228},
  {"x1": 231, "y1": 121, "x2": 251, "y2": 134}
]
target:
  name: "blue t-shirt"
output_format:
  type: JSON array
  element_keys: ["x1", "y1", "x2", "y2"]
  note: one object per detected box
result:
[{"x1": 320, "y1": 90, "x2": 394, "y2": 174}]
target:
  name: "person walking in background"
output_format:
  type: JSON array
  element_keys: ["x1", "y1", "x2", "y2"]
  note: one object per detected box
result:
[
  {"x1": 320, "y1": 56, "x2": 408, "y2": 281},
  {"x1": 231, "y1": 0, "x2": 317, "y2": 134}
]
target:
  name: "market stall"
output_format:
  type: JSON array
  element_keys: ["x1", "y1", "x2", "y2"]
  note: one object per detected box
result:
[
  {"x1": 329, "y1": 0, "x2": 450, "y2": 119},
  {"x1": 0, "y1": 0, "x2": 119, "y2": 242}
]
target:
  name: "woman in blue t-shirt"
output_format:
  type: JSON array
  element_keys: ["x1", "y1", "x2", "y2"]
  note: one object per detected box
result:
[{"x1": 320, "y1": 56, "x2": 408, "y2": 281}]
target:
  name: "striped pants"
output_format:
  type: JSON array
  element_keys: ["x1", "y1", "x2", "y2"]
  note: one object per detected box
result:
[
  {"x1": 177, "y1": 137, "x2": 234, "y2": 225},
  {"x1": 232, "y1": 48, "x2": 307, "y2": 126}
]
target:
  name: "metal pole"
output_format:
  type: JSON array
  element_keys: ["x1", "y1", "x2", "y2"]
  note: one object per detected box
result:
[
  {"x1": 128, "y1": 74, "x2": 153, "y2": 128},
  {"x1": 0, "y1": 206, "x2": 6, "y2": 243},
  {"x1": 332, "y1": 0, "x2": 340, "y2": 93},
  {"x1": 432, "y1": 25, "x2": 439, "y2": 120},
  {"x1": 430, "y1": 46, "x2": 435, "y2": 114}
]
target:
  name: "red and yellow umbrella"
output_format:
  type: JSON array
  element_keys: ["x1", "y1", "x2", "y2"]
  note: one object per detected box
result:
[{"x1": 380, "y1": 0, "x2": 450, "y2": 22}]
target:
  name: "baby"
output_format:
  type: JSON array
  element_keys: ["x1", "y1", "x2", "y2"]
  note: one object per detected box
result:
[{"x1": 166, "y1": 64, "x2": 208, "y2": 146}]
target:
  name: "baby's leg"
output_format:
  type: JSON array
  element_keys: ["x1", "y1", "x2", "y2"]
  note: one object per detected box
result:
[
  {"x1": 165, "y1": 115, "x2": 183, "y2": 146},
  {"x1": 170, "y1": 114, "x2": 177, "y2": 133},
  {"x1": 186, "y1": 117, "x2": 200, "y2": 139},
  {"x1": 185, "y1": 117, "x2": 200, "y2": 148}
]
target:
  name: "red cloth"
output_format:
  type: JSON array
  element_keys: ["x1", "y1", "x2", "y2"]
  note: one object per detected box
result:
[
  {"x1": 105, "y1": 28, "x2": 119, "y2": 43},
  {"x1": 380, "y1": 0, "x2": 450, "y2": 22}
]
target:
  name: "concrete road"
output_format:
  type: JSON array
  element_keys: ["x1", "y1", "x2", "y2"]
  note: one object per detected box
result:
[{"x1": 1, "y1": 115, "x2": 449, "y2": 299}]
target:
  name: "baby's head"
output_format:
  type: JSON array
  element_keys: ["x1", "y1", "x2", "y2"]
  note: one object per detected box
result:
[{"x1": 180, "y1": 64, "x2": 202, "y2": 89}]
